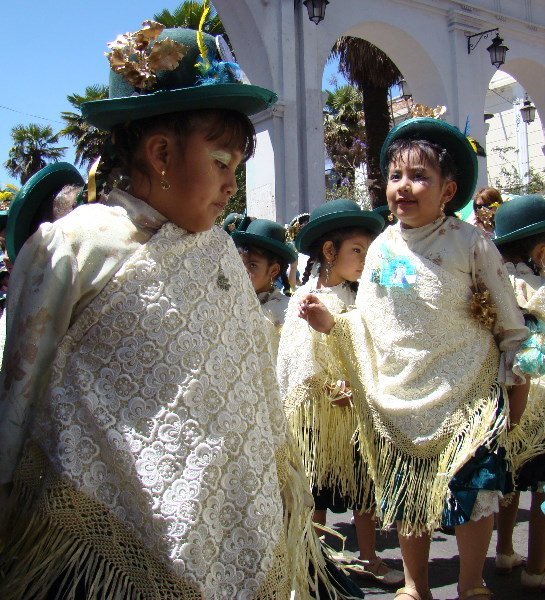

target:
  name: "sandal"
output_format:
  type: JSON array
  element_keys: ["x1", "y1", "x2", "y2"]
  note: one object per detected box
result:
[
  {"x1": 337, "y1": 555, "x2": 404, "y2": 587},
  {"x1": 458, "y1": 586, "x2": 493, "y2": 599},
  {"x1": 395, "y1": 587, "x2": 433, "y2": 600}
]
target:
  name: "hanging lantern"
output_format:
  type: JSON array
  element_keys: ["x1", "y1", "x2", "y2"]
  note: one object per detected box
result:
[
  {"x1": 486, "y1": 34, "x2": 509, "y2": 69},
  {"x1": 399, "y1": 78, "x2": 412, "y2": 101},
  {"x1": 520, "y1": 99, "x2": 537, "y2": 124},
  {"x1": 303, "y1": 0, "x2": 329, "y2": 25}
]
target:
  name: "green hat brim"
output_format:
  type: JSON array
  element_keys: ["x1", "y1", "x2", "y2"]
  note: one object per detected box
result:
[
  {"x1": 380, "y1": 118, "x2": 478, "y2": 213},
  {"x1": 6, "y1": 163, "x2": 84, "y2": 261},
  {"x1": 295, "y1": 211, "x2": 384, "y2": 254},
  {"x1": 493, "y1": 220, "x2": 545, "y2": 246},
  {"x1": 231, "y1": 231, "x2": 297, "y2": 263},
  {"x1": 83, "y1": 83, "x2": 277, "y2": 131}
]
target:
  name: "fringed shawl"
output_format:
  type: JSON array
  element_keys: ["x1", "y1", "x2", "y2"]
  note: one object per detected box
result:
[
  {"x1": 327, "y1": 222, "x2": 510, "y2": 535},
  {"x1": 0, "y1": 220, "x2": 327, "y2": 599},
  {"x1": 278, "y1": 278, "x2": 373, "y2": 510}
]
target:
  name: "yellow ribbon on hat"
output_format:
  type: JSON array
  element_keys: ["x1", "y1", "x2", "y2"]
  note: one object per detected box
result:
[
  {"x1": 87, "y1": 156, "x2": 101, "y2": 203},
  {"x1": 196, "y1": 0, "x2": 210, "y2": 69}
]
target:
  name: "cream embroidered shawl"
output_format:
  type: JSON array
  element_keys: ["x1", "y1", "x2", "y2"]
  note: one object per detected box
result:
[
  {"x1": 0, "y1": 194, "x2": 323, "y2": 599},
  {"x1": 278, "y1": 277, "x2": 372, "y2": 509},
  {"x1": 505, "y1": 262, "x2": 545, "y2": 473},
  {"x1": 328, "y1": 218, "x2": 527, "y2": 534}
]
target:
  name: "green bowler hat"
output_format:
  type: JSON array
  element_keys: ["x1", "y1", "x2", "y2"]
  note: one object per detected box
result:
[
  {"x1": 493, "y1": 194, "x2": 545, "y2": 245},
  {"x1": 380, "y1": 117, "x2": 478, "y2": 213},
  {"x1": 295, "y1": 199, "x2": 384, "y2": 254},
  {"x1": 6, "y1": 163, "x2": 84, "y2": 261},
  {"x1": 232, "y1": 218, "x2": 297, "y2": 263},
  {"x1": 82, "y1": 26, "x2": 277, "y2": 131}
]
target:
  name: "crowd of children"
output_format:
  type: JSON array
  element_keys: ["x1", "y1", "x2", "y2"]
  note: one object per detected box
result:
[{"x1": 0, "y1": 15, "x2": 544, "y2": 600}]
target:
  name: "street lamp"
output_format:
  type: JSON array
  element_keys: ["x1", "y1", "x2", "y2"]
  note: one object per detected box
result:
[
  {"x1": 520, "y1": 97, "x2": 537, "y2": 125},
  {"x1": 487, "y1": 33, "x2": 509, "y2": 69},
  {"x1": 466, "y1": 28, "x2": 509, "y2": 68},
  {"x1": 302, "y1": 0, "x2": 329, "y2": 24},
  {"x1": 399, "y1": 78, "x2": 412, "y2": 101}
]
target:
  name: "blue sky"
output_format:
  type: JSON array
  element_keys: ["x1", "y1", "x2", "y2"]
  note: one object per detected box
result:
[{"x1": 0, "y1": 1, "x2": 344, "y2": 188}]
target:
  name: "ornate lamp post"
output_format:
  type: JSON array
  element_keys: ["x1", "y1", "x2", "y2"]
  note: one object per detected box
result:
[
  {"x1": 466, "y1": 28, "x2": 509, "y2": 68},
  {"x1": 300, "y1": 0, "x2": 329, "y2": 24},
  {"x1": 520, "y1": 97, "x2": 537, "y2": 125}
]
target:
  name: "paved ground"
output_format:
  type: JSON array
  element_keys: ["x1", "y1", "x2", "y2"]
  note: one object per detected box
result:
[{"x1": 324, "y1": 492, "x2": 540, "y2": 599}]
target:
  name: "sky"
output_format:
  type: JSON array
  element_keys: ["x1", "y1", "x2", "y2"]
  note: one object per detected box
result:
[{"x1": 0, "y1": 1, "x2": 345, "y2": 189}]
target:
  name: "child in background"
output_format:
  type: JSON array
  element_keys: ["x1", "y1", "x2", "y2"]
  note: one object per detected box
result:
[
  {"x1": 278, "y1": 199, "x2": 404, "y2": 587},
  {"x1": 493, "y1": 194, "x2": 545, "y2": 590},
  {"x1": 0, "y1": 22, "x2": 334, "y2": 599},
  {"x1": 232, "y1": 218, "x2": 296, "y2": 359},
  {"x1": 299, "y1": 118, "x2": 528, "y2": 600}
]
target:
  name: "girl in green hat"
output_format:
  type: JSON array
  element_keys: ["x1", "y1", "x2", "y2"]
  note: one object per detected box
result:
[
  {"x1": 232, "y1": 218, "x2": 296, "y2": 361},
  {"x1": 277, "y1": 200, "x2": 404, "y2": 587},
  {"x1": 298, "y1": 119, "x2": 529, "y2": 600},
  {"x1": 493, "y1": 194, "x2": 545, "y2": 590},
  {"x1": 0, "y1": 20, "x2": 337, "y2": 600}
]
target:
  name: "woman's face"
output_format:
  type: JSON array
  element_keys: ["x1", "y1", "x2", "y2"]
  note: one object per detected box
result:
[{"x1": 144, "y1": 128, "x2": 243, "y2": 232}]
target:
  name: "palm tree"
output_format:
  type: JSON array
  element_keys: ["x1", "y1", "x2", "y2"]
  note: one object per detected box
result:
[
  {"x1": 154, "y1": 1, "x2": 224, "y2": 35},
  {"x1": 60, "y1": 85, "x2": 110, "y2": 169},
  {"x1": 330, "y1": 38, "x2": 402, "y2": 207},
  {"x1": 324, "y1": 84, "x2": 366, "y2": 184},
  {"x1": 5, "y1": 124, "x2": 67, "y2": 184}
]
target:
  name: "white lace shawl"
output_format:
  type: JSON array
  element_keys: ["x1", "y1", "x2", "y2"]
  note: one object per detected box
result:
[
  {"x1": 0, "y1": 193, "x2": 301, "y2": 598},
  {"x1": 277, "y1": 277, "x2": 355, "y2": 403}
]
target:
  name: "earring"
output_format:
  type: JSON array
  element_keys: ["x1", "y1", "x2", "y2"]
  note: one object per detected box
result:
[
  {"x1": 269, "y1": 278, "x2": 275, "y2": 292},
  {"x1": 388, "y1": 213, "x2": 394, "y2": 222},
  {"x1": 439, "y1": 203, "x2": 446, "y2": 218},
  {"x1": 323, "y1": 261, "x2": 331, "y2": 282},
  {"x1": 160, "y1": 170, "x2": 170, "y2": 191}
]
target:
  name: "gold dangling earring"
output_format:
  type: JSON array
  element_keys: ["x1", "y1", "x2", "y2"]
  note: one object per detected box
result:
[
  {"x1": 439, "y1": 202, "x2": 446, "y2": 218},
  {"x1": 388, "y1": 213, "x2": 394, "y2": 222},
  {"x1": 161, "y1": 170, "x2": 170, "y2": 191}
]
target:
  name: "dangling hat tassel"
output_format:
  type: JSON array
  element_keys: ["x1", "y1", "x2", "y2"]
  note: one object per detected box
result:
[{"x1": 87, "y1": 156, "x2": 102, "y2": 203}]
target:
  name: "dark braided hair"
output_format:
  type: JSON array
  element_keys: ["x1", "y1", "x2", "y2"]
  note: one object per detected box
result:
[
  {"x1": 385, "y1": 139, "x2": 458, "y2": 216},
  {"x1": 237, "y1": 244, "x2": 291, "y2": 296},
  {"x1": 301, "y1": 226, "x2": 376, "y2": 293},
  {"x1": 95, "y1": 109, "x2": 256, "y2": 198}
]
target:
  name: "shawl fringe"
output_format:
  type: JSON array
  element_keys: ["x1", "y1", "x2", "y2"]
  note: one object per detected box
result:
[
  {"x1": 285, "y1": 378, "x2": 373, "y2": 512},
  {"x1": 507, "y1": 381, "x2": 545, "y2": 474},
  {"x1": 329, "y1": 314, "x2": 507, "y2": 536}
]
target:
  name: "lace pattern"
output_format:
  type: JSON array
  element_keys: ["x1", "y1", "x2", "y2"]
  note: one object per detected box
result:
[{"x1": 27, "y1": 223, "x2": 289, "y2": 597}]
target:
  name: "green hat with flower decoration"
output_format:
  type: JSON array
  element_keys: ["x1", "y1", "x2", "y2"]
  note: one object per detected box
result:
[
  {"x1": 380, "y1": 117, "x2": 478, "y2": 213},
  {"x1": 232, "y1": 218, "x2": 297, "y2": 263},
  {"x1": 493, "y1": 194, "x2": 545, "y2": 245},
  {"x1": 6, "y1": 163, "x2": 84, "y2": 261},
  {"x1": 82, "y1": 20, "x2": 277, "y2": 131},
  {"x1": 295, "y1": 199, "x2": 384, "y2": 255}
]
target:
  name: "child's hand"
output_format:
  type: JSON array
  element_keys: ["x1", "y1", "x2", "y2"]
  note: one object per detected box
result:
[{"x1": 298, "y1": 294, "x2": 335, "y2": 334}]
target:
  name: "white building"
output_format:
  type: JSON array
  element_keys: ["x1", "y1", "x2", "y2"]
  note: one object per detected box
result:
[
  {"x1": 485, "y1": 70, "x2": 545, "y2": 193},
  {"x1": 213, "y1": 0, "x2": 545, "y2": 222}
]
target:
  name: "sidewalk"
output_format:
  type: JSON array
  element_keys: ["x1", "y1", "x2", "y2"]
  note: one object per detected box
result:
[{"x1": 325, "y1": 492, "x2": 536, "y2": 599}]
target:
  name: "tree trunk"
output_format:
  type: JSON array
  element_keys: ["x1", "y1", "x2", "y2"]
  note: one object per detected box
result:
[{"x1": 361, "y1": 84, "x2": 391, "y2": 208}]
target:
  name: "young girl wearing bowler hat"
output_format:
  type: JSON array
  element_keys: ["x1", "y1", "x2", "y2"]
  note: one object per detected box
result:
[
  {"x1": 278, "y1": 199, "x2": 404, "y2": 587},
  {"x1": 232, "y1": 218, "x2": 296, "y2": 360},
  {"x1": 0, "y1": 20, "x2": 338, "y2": 599},
  {"x1": 299, "y1": 118, "x2": 528, "y2": 600},
  {"x1": 493, "y1": 194, "x2": 545, "y2": 590}
]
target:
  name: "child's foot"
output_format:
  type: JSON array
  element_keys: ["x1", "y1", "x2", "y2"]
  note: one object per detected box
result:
[
  {"x1": 346, "y1": 556, "x2": 404, "y2": 587},
  {"x1": 457, "y1": 585, "x2": 493, "y2": 599},
  {"x1": 495, "y1": 551, "x2": 524, "y2": 573},
  {"x1": 394, "y1": 586, "x2": 433, "y2": 600},
  {"x1": 521, "y1": 568, "x2": 545, "y2": 589}
]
